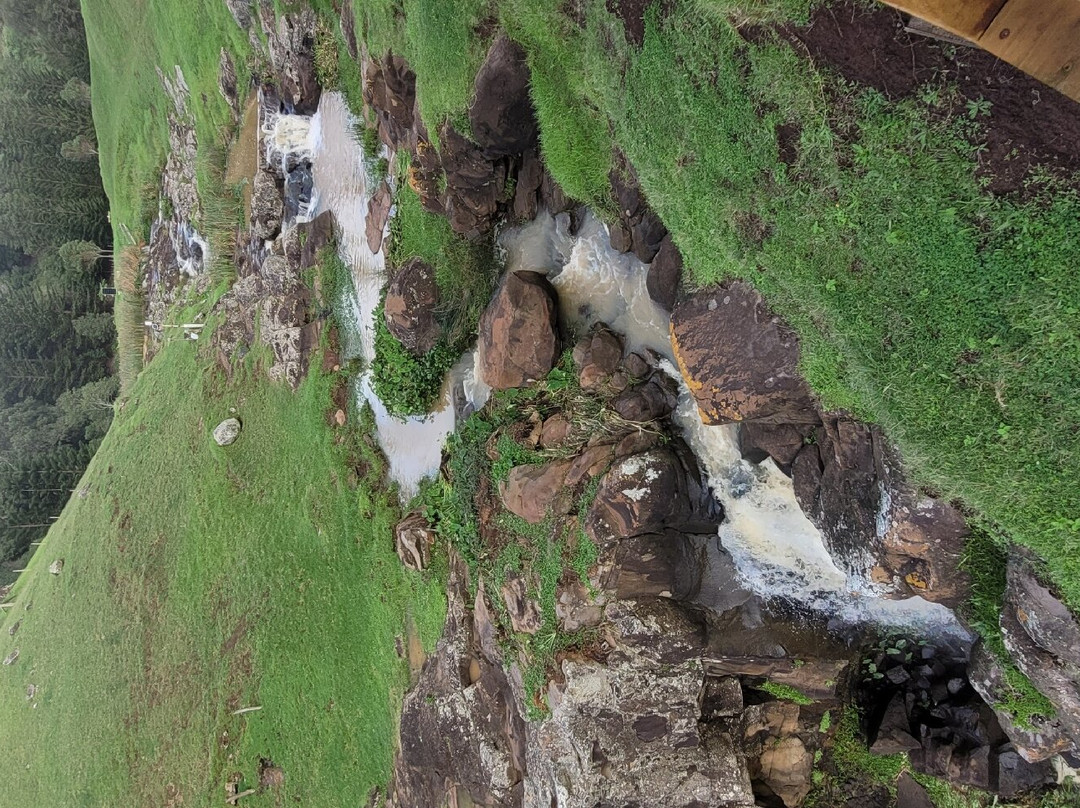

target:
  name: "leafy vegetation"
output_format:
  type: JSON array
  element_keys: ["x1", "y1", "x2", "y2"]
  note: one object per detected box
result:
[
  {"x1": 372, "y1": 183, "x2": 498, "y2": 416},
  {"x1": 757, "y1": 680, "x2": 814, "y2": 706}
]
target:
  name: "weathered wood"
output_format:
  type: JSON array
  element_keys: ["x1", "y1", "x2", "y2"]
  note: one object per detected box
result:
[
  {"x1": 231, "y1": 705, "x2": 262, "y2": 716},
  {"x1": 978, "y1": 0, "x2": 1080, "y2": 99},
  {"x1": 225, "y1": 788, "x2": 257, "y2": 804},
  {"x1": 904, "y1": 17, "x2": 976, "y2": 46},
  {"x1": 881, "y1": 0, "x2": 1006, "y2": 39}
]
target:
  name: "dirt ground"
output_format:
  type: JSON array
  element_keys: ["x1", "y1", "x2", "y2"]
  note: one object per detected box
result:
[{"x1": 785, "y1": 2, "x2": 1080, "y2": 195}]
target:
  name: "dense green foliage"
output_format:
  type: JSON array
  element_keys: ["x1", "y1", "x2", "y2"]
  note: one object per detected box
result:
[
  {"x1": 372, "y1": 184, "x2": 497, "y2": 416},
  {"x1": 0, "y1": 0, "x2": 115, "y2": 562}
]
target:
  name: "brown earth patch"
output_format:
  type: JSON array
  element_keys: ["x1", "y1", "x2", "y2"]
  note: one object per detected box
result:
[
  {"x1": 783, "y1": 2, "x2": 1080, "y2": 194},
  {"x1": 605, "y1": 0, "x2": 673, "y2": 47},
  {"x1": 225, "y1": 95, "x2": 261, "y2": 221}
]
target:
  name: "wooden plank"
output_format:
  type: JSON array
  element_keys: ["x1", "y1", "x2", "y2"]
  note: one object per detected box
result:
[
  {"x1": 979, "y1": 0, "x2": 1080, "y2": 100},
  {"x1": 879, "y1": 0, "x2": 1007, "y2": 39}
]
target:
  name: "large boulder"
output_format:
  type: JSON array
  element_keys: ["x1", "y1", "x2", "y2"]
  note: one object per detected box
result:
[
  {"x1": 250, "y1": 169, "x2": 284, "y2": 240},
  {"x1": 670, "y1": 282, "x2": 819, "y2": 426},
  {"x1": 469, "y1": 35, "x2": 538, "y2": 159},
  {"x1": 478, "y1": 271, "x2": 559, "y2": 390},
  {"x1": 647, "y1": 234, "x2": 683, "y2": 312},
  {"x1": 264, "y1": 10, "x2": 322, "y2": 114},
  {"x1": 585, "y1": 445, "x2": 723, "y2": 544},
  {"x1": 364, "y1": 52, "x2": 417, "y2": 151},
  {"x1": 383, "y1": 258, "x2": 441, "y2": 356}
]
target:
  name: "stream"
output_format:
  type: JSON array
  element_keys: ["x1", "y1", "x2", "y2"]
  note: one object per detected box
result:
[{"x1": 290, "y1": 92, "x2": 967, "y2": 639}]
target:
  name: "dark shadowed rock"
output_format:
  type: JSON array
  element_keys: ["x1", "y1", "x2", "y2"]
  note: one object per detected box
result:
[
  {"x1": 996, "y1": 748, "x2": 1055, "y2": 798},
  {"x1": 339, "y1": 0, "x2": 358, "y2": 60},
  {"x1": 478, "y1": 271, "x2": 559, "y2": 389},
  {"x1": 250, "y1": 169, "x2": 284, "y2": 240},
  {"x1": 395, "y1": 512, "x2": 435, "y2": 571},
  {"x1": 740, "y1": 421, "x2": 812, "y2": 467},
  {"x1": 611, "y1": 374, "x2": 679, "y2": 422},
  {"x1": 439, "y1": 124, "x2": 505, "y2": 237},
  {"x1": 283, "y1": 162, "x2": 313, "y2": 222},
  {"x1": 218, "y1": 48, "x2": 239, "y2": 121},
  {"x1": 609, "y1": 156, "x2": 668, "y2": 262},
  {"x1": 896, "y1": 772, "x2": 934, "y2": 808},
  {"x1": 366, "y1": 181, "x2": 392, "y2": 253},
  {"x1": 469, "y1": 35, "x2": 538, "y2": 159},
  {"x1": 295, "y1": 210, "x2": 335, "y2": 270},
  {"x1": 513, "y1": 148, "x2": 544, "y2": 221},
  {"x1": 647, "y1": 234, "x2": 683, "y2": 311},
  {"x1": 1007, "y1": 548, "x2": 1080, "y2": 666},
  {"x1": 384, "y1": 258, "x2": 441, "y2": 356},
  {"x1": 539, "y1": 413, "x2": 571, "y2": 449},
  {"x1": 499, "y1": 459, "x2": 573, "y2": 524},
  {"x1": 671, "y1": 282, "x2": 819, "y2": 425},
  {"x1": 540, "y1": 170, "x2": 574, "y2": 215}
]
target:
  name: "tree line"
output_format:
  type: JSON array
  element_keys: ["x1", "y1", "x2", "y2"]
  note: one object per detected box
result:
[{"x1": 0, "y1": 0, "x2": 114, "y2": 564}]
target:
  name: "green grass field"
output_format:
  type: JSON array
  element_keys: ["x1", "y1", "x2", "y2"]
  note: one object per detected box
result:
[{"x1": 0, "y1": 335, "x2": 445, "y2": 806}]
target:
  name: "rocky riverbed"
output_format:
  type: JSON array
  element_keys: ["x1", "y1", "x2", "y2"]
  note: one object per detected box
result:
[{"x1": 182, "y1": 6, "x2": 1080, "y2": 806}]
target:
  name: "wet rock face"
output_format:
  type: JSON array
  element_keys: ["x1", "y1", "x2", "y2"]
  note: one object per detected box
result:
[
  {"x1": 250, "y1": 169, "x2": 284, "y2": 240},
  {"x1": 478, "y1": 271, "x2": 559, "y2": 390},
  {"x1": 609, "y1": 156, "x2": 669, "y2": 263},
  {"x1": 383, "y1": 257, "x2": 442, "y2": 356},
  {"x1": 283, "y1": 162, "x2": 313, "y2": 223},
  {"x1": 283, "y1": 210, "x2": 335, "y2": 272},
  {"x1": 470, "y1": 35, "x2": 538, "y2": 159},
  {"x1": 647, "y1": 233, "x2": 683, "y2": 312},
  {"x1": 263, "y1": 9, "x2": 322, "y2": 114},
  {"x1": 671, "y1": 282, "x2": 819, "y2": 426}
]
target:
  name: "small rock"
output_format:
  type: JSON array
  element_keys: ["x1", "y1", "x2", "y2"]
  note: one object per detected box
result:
[
  {"x1": 48, "y1": 559, "x2": 64, "y2": 576},
  {"x1": 756, "y1": 736, "x2": 811, "y2": 808},
  {"x1": 334, "y1": 409, "x2": 347, "y2": 427},
  {"x1": 539, "y1": 414, "x2": 572, "y2": 449},
  {"x1": 3, "y1": 649, "x2": 18, "y2": 666},
  {"x1": 25, "y1": 683, "x2": 36, "y2": 700},
  {"x1": 250, "y1": 169, "x2": 284, "y2": 240},
  {"x1": 895, "y1": 771, "x2": 934, "y2": 808},
  {"x1": 8, "y1": 619, "x2": 20, "y2": 636},
  {"x1": 501, "y1": 572, "x2": 542, "y2": 634},
  {"x1": 395, "y1": 513, "x2": 435, "y2": 571},
  {"x1": 213, "y1": 418, "x2": 242, "y2": 446}
]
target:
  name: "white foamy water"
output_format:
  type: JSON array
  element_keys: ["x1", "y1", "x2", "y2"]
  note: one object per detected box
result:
[{"x1": 303, "y1": 92, "x2": 964, "y2": 636}]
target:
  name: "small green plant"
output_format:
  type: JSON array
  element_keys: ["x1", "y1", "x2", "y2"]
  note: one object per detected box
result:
[
  {"x1": 757, "y1": 680, "x2": 813, "y2": 706},
  {"x1": 313, "y1": 20, "x2": 341, "y2": 88}
]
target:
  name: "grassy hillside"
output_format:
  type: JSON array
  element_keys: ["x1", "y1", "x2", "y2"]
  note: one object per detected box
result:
[{"x1": 0, "y1": 337, "x2": 445, "y2": 806}]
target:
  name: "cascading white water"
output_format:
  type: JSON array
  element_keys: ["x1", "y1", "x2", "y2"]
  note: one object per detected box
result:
[
  {"x1": 262, "y1": 110, "x2": 315, "y2": 177},
  {"x1": 305, "y1": 91, "x2": 966, "y2": 637}
]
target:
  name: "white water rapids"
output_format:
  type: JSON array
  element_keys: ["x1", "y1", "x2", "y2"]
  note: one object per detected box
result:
[{"x1": 287, "y1": 92, "x2": 966, "y2": 637}]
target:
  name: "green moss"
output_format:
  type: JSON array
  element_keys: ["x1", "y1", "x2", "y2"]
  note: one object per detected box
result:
[{"x1": 758, "y1": 680, "x2": 814, "y2": 706}]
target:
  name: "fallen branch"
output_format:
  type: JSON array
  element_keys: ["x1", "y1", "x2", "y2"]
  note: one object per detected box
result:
[
  {"x1": 231, "y1": 705, "x2": 262, "y2": 716},
  {"x1": 225, "y1": 788, "x2": 257, "y2": 804}
]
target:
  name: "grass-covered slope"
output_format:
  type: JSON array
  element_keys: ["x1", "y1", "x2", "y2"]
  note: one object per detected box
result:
[
  {"x1": 0, "y1": 339, "x2": 445, "y2": 805},
  {"x1": 352, "y1": 0, "x2": 1080, "y2": 609}
]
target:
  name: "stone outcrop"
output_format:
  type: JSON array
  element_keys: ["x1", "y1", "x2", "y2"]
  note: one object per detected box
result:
[
  {"x1": 499, "y1": 459, "x2": 574, "y2": 524},
  {"x1": 250, "y1": 169, "x2": 284, "y2": 240},
  {"x1": 671, "y1": 282, "x2": 819, "y2": 426},
  {"x1": 365, "y1": 181, "x2": 392, "y2": 253},
  {"x1": 609, "y1": 155, "x2": 668, "y2": 263},
  {"x1": 263, "y1": 9, "x2": 322, "y2": 114},
  {"x1": 438, "y1": 123, "x2": 506, "y2": 238},
  {"x1": 383, "y1": 258, "x2": 441, "y2": 356},
  {"x1": 364, "y1": 52, "x2": 418, "y2": 151},
  {"x1": 647, "y1": 233, "x2": 683, "y2": 311},
  {"x1": 478, "y1": 271, "x2": 559, "y2": 389},
  {"x1": 395, "y1": 512, "x2": 435, "y2": 571},
  {"x1": 469, "y1": 35, "x2": 538, "y2": 159}
]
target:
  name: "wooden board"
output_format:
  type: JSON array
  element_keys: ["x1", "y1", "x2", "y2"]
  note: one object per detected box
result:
[
  {"x1": 880, "y1": 0, "x2": 1006, "y2": 39},
  {"x1": 978, "y1": 0, "x2": 1080, "y2": 100}
]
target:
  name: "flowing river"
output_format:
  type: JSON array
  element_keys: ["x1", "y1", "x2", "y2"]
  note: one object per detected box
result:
[{"x1": 293, "y1": 91, "x2": 967, "y2": 639}]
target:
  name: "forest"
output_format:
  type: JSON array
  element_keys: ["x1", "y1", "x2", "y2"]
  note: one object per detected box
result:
[{"x1": 0, "y1": 0, "x2": 113, "y2": 571}]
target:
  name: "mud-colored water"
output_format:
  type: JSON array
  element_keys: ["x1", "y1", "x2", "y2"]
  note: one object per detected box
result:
[{"x1": 303, "y1": 92, "x2": 966, "y2": 637}]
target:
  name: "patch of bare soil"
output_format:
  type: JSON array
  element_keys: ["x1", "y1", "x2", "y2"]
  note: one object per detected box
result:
[
  {"x1": 605, "y1": 0, "x2": 673, "y2": 47},
  {"x1": 784, "y1": 2, "x2": 1080, "y2": 194},
  {"x1": 225, "y1": 95, "x2": 261, "y2": 221}
]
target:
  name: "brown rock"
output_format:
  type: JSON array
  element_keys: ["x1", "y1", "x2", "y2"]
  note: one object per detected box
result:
[
  {"x1": 756, "y1": 736, "x2": 811, "y2": 808},
  {"x1": 395, "y1": 512, "x2": 435, "y2": 571},
  {"x1": 647, "y1": 234, "x2": 683, "y2": 311},
  {"x1": 264, "y1": 10, "x2": 322, "y2": 114},
  {"x1": 500, "y1": 571, "x2": 542, "y2": 634},
  {"x1": 384, "y1": 257, "x2": 441, "y2": 356},
  {"x1": 555, "y1": 579, "x2": 604, "y2": 632},
  {"x1": 513, "y1": 148, "x2": 544, "y2": 221},
  {"x1": 364, "y1": 52, "x2": 417, "y2": 150},
  {"x1": 896, "y1": 772, "x2": 934, "y2": 808},
  {"x1": 478, "y1": 271, "x2": 559, "y2": 390},
  {"x1": 499, "y1": 459, "x2": 572, "y2": 524},
  {"x1": 611, "y1": 375, "x2": 678, "y2": 423},
  {"x1": 573, "y1": 326, "x2": 624, "y2": 392},
  {"x1": 469, "y1": 35, "x2": 538, "y2": 159},
  {"x1": 333, "y1": 409, "x2": 347, "y2": 427},
  {"x1": 671, "y1": 282, "x2": 819, "y2": 425},
  {"x1": 586, "y1": 446, "x2": 722, "y2": 542},
  {"x1": 565, "y1": 444, "x2": 615, "y2": 487},
  {"x1": 366, "y1": 181, "x2": 392, "y2": 253},
  {"x1": 540, "y1": 170, "x2": 574, "y2": 215},
  {"x1": 539, "y1": 413, "x2": 571, "y2": 449},
  {"x1": 739, "y1": 421, "x2": 812, "y2": 467},
  {"x1": 439, "y1": 123, "x2": 504, "y2": 238}
]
